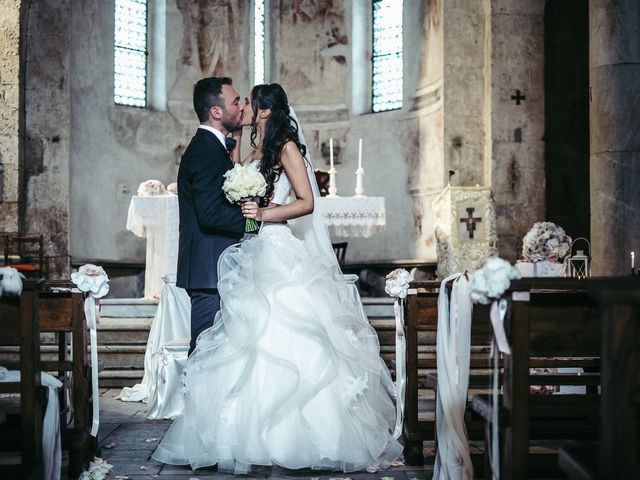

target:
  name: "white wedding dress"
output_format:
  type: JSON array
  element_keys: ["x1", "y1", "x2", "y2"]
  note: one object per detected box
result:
[{"x1": 153, "y1": 163, "x2": 402, "y2": 474}]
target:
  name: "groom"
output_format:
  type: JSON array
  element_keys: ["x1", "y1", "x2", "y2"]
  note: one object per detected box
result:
[{"x1": 177, "y1": 76, "x2": 246, "y2": 355}]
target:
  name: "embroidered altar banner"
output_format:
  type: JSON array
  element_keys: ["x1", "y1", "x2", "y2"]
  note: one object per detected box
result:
[{"x1": 432, "y1": 186, "x2": 498, "y2": 278}]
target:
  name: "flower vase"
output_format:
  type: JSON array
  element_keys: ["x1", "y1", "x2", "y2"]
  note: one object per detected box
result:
[{"x1": 516, "y1": 260, "x2": 566, "y2": 277}]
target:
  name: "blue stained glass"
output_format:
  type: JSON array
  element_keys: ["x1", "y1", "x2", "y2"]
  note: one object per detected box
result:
[
  {"x1": 114, "y1": 0, "x2": 147, "y2": 107},
  {"x1": 254, "y1": 0, "x2": 265, "y2": 85},
  {"x1": 372, "y1": 0, "x2": 403, "y2": 112}
]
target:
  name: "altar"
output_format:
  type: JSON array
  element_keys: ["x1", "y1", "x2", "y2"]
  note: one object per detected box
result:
[
  {"x1": 317, "y1": 196, "x2": 386, "y2": 238},
  {"x1": 126, "y1": 195, "x2": 179, "y2": 299}
]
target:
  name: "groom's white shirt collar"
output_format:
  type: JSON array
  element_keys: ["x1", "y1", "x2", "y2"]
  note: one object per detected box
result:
[{"x1": 198, "y1": 125, "x2": 226, "y2": 148}]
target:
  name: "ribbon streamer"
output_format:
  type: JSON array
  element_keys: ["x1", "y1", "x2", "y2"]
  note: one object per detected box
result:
[
  {"x1": 392, "y1": 298, "x2": 406, "y2": 439},
  {"x1": 433, "y1": 273, "x2": 474, "y2": 480},
  {"x1": 487, "y1": 298, "x2": 511, "y2": 478},
  {"x1": 83, "y1": 296, "x2": 100, "y2": 436},
  {"x1": 490, "y1": 298, "x2": 510, "y2": 354}
]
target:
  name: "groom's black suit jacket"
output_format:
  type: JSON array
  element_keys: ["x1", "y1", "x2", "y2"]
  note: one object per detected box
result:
[{"x1": 176, "y1": 128, "x2": 245, "y2": 290}]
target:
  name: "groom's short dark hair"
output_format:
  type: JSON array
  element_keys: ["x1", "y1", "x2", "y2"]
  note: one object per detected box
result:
[{"x1": 193, "y1": 77, "x2": 233, "y2": 122}]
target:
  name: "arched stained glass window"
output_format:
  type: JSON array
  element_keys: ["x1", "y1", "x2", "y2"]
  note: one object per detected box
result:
[
  {"x1": 254, "y1": 0, "x2": 265, "y2": 85},
  {"x1": 372, "y1": 0, "x2": 403, "y2": 112},
  {"x1": 114, "y1": 0, "x2": 148, "y2": 107}
]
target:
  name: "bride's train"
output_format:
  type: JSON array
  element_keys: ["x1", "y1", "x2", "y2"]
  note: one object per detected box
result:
[{"x1": 152, "y1": 224, "x2": 403, "y2": 473}]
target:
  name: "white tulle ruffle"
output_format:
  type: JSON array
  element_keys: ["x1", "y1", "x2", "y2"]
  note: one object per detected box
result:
[{"x1": 153, "y1": 224, "x2": 402, "y2": 473}]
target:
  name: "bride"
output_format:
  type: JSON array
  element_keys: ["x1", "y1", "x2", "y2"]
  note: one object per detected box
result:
[{"x1": 153, "y1": 83, "x2": 402, "y2": 474}]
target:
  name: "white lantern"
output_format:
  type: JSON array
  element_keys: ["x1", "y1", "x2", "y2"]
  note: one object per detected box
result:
[{"x1": 568, "y1": 237, "x2": 591, "y2": 278}]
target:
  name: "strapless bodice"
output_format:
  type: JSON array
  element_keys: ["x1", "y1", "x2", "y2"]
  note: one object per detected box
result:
[
  {"x1": 249, "y1": 160, "x2": 291, "y2": 205},
  {"x1": 271, "y1": 170, "x2": 292, "y2": 205}
]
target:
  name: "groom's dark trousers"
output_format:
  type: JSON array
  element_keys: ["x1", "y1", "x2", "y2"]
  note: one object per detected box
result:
[{"x1": 175, "y1": 128, "x2": 245, "y2": 355}]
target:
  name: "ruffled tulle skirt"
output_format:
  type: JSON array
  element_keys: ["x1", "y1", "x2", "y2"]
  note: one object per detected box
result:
[{"x1": 152, "y1": 224, "x2": 402, "y2": 474}]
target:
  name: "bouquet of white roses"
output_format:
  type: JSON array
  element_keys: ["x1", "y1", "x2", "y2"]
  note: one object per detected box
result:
[
  {"x1": 222, "y1": 164, "x2": 267, "y2": 232},
  {"x1": 522, "y1": 221, "x2": 572, "y2": 263}
]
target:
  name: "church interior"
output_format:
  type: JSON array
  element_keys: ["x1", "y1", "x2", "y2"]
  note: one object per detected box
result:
[{"x1": 0, "y1": 0, "x2": 639, "y2": 478}]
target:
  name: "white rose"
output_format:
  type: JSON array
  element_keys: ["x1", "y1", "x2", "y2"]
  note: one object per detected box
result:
[
  {"x1": 71, "y1": 264, "x2": 110, "y2": 299},
  {"x1": 385, "y1": 268, "x2": 413, "y2": 299},
  {"x1": 137, "y1": 179, "x2": 167, "y2": 196},
  {"x1": 222, "y1": 164, "x2": 267, "y2": 202}
]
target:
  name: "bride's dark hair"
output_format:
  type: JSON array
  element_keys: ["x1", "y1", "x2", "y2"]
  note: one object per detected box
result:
[{"x1": 250, "y1": 83, "x2": 307, "y2": 203}]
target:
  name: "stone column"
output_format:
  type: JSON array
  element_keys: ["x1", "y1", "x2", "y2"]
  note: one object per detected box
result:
[
  {"x1": 589, "y1": 0, "x2": 640, "y2": 275},
  {"x1": 0, "y1": 0, "x2": 23, "y2": 233}
]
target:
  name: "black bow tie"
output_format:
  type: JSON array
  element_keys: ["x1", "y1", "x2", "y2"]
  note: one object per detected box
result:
[{"x1": 224, "y1": 137, "x2": 237, "y2": 152}]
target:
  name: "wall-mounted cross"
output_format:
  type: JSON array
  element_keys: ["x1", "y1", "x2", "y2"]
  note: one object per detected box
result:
[
  {"x1": 460, "y1": 207, "x2": 482, "y2": 239},
  {"x1": 511, "y1": 89, "x2": 526, "y2": 105}
]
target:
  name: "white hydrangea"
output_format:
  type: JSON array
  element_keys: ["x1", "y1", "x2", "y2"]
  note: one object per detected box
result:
[
  {"x1": 222, "y1": 164, "x2": 267, "y2": 203},
  {"x1": 470, "y1": 256, "x2": 521, "y2": 305}
]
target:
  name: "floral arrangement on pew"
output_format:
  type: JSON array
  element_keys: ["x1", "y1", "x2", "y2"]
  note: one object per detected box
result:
[
  {"x1": 470, "y1": 256, "x2": 521, "y2": 478},
  {"x1": 518, "y1": 221, "x2": 572, "y2": 277},
  {"x1": 71, "y1": 264, "x2": 109, "y2": 438},
  {"x1": 384, "y1": 268, "x2": 414, "y2": 441}
]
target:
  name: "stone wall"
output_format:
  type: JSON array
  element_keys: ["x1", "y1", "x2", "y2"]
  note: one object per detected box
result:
[
  {"x1": 406, "y1": 0, "x2": 444, "y2": 261},
  {"x1": 6, "y1": 0, "x2": 575, "y2": 280},
  {"x1": 68, "y1": 0, "x2": 251, "y2": 268},
  {"x1": 268, "y1": 0, "x2": 419, "y2": 262},
  {"x1": 490, "y1": 0, "x2": 546, "y2": 262},
  {"x1": 24, "y1": 0, "x2": 71, "y2": 277},
  {"x1": 589, "y1": 0, "x2": 640, "y2": 275},
  {"x1": 443, "y1": 0, "x2": 491, "y2": 187},
  {"x1": 0, "y1": 0, "x2": 22, "y2": 234}
]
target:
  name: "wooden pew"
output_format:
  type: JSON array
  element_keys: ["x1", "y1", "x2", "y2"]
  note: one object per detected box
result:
[
  {"x1": 403, "y1": 280, "x2": 493, "y2": 466},
  {"x1": 39, "y1": 281, "x2": 95, "y2": 477},
  {"x1": 0, "y1": 279, "x2": 45, "y2": 478},
  {"x1": 471, "y1": 278, "x2": 602, "y2": 479},
  {"x1": 559, "y1": 278, "x2": 640, "y2": 479}
]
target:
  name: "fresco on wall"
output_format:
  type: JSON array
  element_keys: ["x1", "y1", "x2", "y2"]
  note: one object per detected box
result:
[
  {"x1": 177, "y1": 0, "x2": 244, "y2": 77},
  {"x1": 277, "y1": 0, "x2": 348, "y2": 103}
]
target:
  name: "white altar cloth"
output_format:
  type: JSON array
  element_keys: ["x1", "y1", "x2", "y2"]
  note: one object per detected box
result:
[
  {"x1": 115, "y1": 275, "x2": 190, "y2": 419},
  {"x1": 317, "y1": 196, "x2": 386, "y2": 238},
  {"x1": 126, "y1": 195, "x2": 179, "y2": 299}
]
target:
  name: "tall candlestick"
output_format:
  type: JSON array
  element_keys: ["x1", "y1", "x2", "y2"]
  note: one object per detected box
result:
[
  {"x1": 632, "y1": 251, "x2": 635, "y2": 270},
  {"x1": 358, "y1": 138, "x2": 363, "y2": 169},
  {"x1": 328, "y1": 138, "x2": 337, "y2": 197},
  {"x1": 329, "y1": 138, "x2": 334, "y2": 169}
]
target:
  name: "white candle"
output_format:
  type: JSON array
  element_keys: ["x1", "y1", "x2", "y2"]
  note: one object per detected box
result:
[
  {"x1": 632, "y1": 251, "x2": 635, "y2": 269},
  {"x1": 329, "y1": 138, "x2": 334, "y2": 169},
  {"x1": 358, "y1": 138, "x2": 363, "y2": 169}
]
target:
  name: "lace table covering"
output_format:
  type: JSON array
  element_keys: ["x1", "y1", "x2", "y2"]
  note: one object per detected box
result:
[
  {"x1": 126, "y1": 195, "x2": 179, "y2": 298},
  {"x1": 317, "y1": 196, "x2": 386, "y2": 238}
]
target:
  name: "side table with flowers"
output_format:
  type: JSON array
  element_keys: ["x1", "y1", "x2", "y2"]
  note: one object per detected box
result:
[{"x1": 517, "y1": 221, "x2": 572, "y2": 277}]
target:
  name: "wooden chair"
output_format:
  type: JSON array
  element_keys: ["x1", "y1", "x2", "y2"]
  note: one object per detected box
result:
[
  {"x1": 3, "y1": 234, "x2": 44, "y2": 278},
  {"x1": 39, "y1": 281, "x2": 95, "y2": 477},
  {"x1": 314, "y1": 169, "x2": 330, "y2": 197},
  {"x1": 0, "y1": 279, "x2": 45, "y2": 479},
  {"x1": 471, "y1": 278, "x2": 602, "y2": 479},
  {"x1": 332, "y1": 242, "x2": 347, "y2": 267}
]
